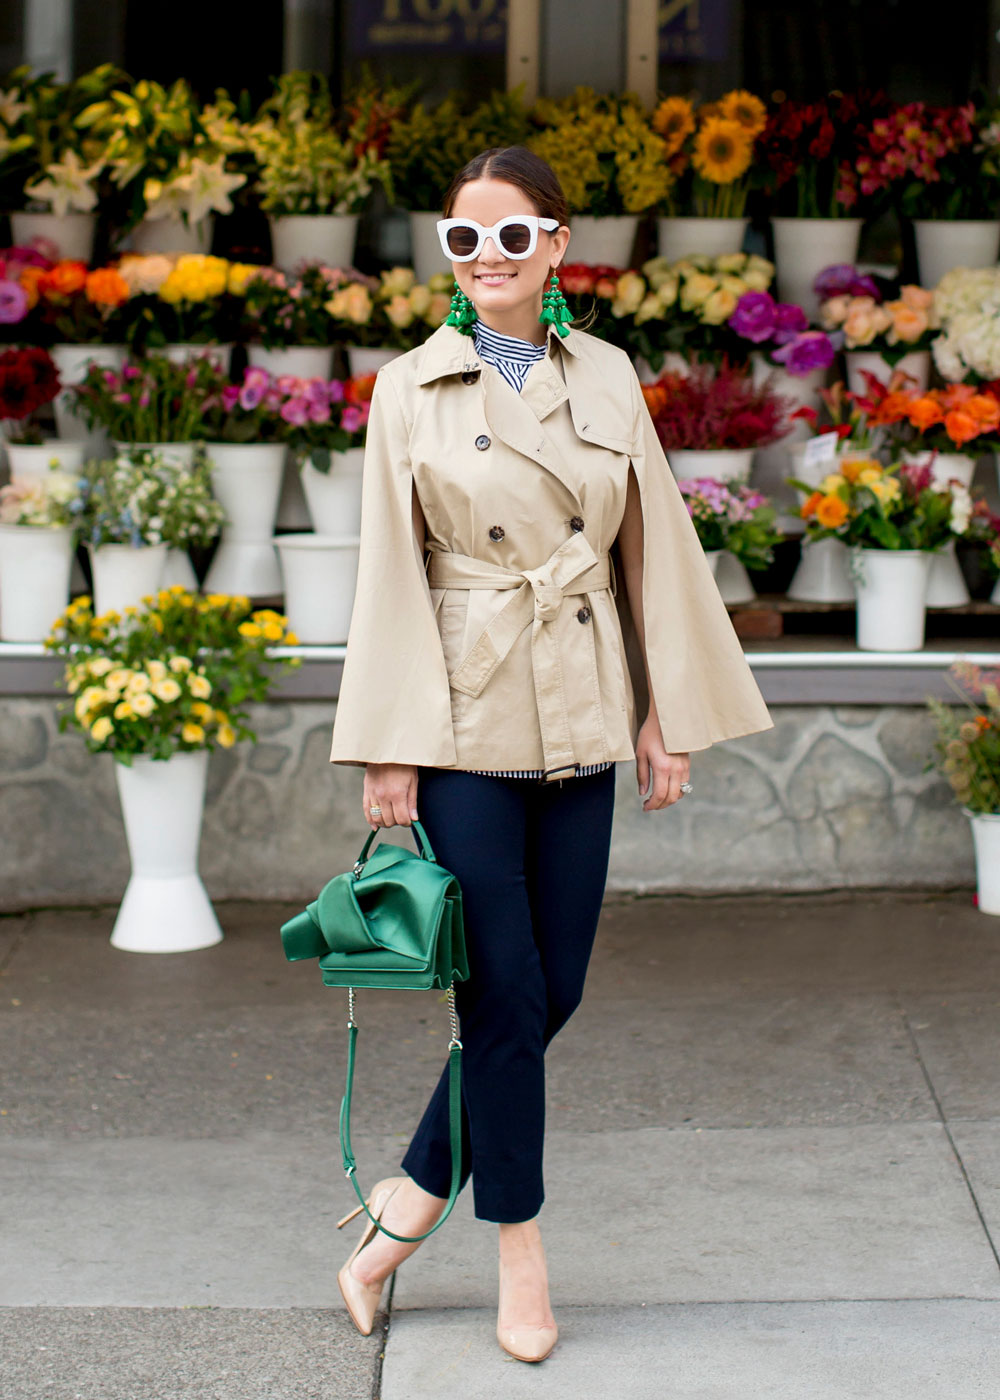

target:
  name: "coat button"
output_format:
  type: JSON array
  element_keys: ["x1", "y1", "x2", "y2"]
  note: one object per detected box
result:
[
  {"x1": 461, "y1": 370, "x2": 479, "y2": 384},
  {"x1": 475, "y1": 434, "x2": 491, "y2": 450},
  {"x1": 577, "y1": 605, "x2": 591, "y2": 623},
  {"x1": 489, "y1": 524, "x2": 505, "y2": 542},
  {"x1": 570, "y1": 515, "x2": 585, "y2": 532}
]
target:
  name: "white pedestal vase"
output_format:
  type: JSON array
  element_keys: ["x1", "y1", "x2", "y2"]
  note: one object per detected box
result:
[
  {"x1": 275, "y1": 533, "x2": 361, "y2": 644},
  {"x1": 87, "y1": 541, "x2": 168, "y2": 615},
  {"x1": 111, "y1": 749, "x2": 223, "y2": 953},
  {"x1": 128, "y1": 215, "x2": 213, "y2": 255},
  {"x1": 300, "y1": 448, "x2": 365, "y2": 535},
  {"x1": 925, "y1": 538, "x2": 970, "y2": 608},
  {"x1": 666, "y1": 448, "x2": 754, "y2": 483},
  {"x1": 568, "y1": 215, "x2": 639, "y2": 269},
  {"x1": 0, "y1": 524, "x2": 75, "y2": 641},
  {"x1": 203, "y1": 443, "x2": 285, "y2": 597},
  {"x1": 966, "y1": 812, "x2": 1000, "y2": 915},
  {"x1": 787, "y1": 536, "x2": 855, "y2": 603},
  {"x1": 901, "y1": 449, "x2": 977, "y2": 490},
  {"x1": 657, "y1": 216, "x2": 748, "y2": 262},
  {"x1": 409, "y1": 211, "x2": 450, "y2": 284},
  {"x1": 913, "y1": 219, "x2": 1000, "y2": 289},
  {"x1": 771, "y1": 217, "x2": 863, "y2": 320},
  {"x1": 1, "y1": 440, "x2": 86, "y2": 484},
  {"x1": 112, "y1": 441, "x2": 199, "y2": 589},
  {"x1": 49, "y1": 343, "x2": 126, "y2": 450},
  {"x1": 246, "y1": 345, "x2": 335, "y2": 379},
  {"x1": 10, "y1": 211, "x2": 97, "y2": 262},
  {"x1": 161, "y1": 343, "x2": 233, "y2": 373},
  {"x1": 845, "y1": 349, "x2": 931, "y2": 396},
  {"x1": 344, "y1": 346, "x2": 403, "y2": 376},
  {"x1": 852, "y1": 548, "x2": 932, "y2": 652},
  {"x1": 268, "y1": 214, "x2": 359, "y2": 273}
]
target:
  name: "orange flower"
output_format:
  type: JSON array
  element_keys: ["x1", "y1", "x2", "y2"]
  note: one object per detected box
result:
[
  {"x1": 652, "y1": 96, "x2": 695, "y2": 156},
  {"x1": 940, "y1": 383, "x2": 976, "y2": 408},
  {"x1": 40, "y1": 260, "x2": 88, "y2": 299},
  {"x1": 869, "y1": 391, "x2": 913, "y2": 426},
  {"x1": 815, "y1": 494, "x2": 849, "y2": 529},
  {"x1": 800, "y1": 491, "x2": 823, "y2": 519},
  {"x1": 907, "y1": 396, "x2": 945, "y2": 432},
  {"x1": 641, "y1": 383, "x2": 670, "y2": 417},
  {"x1": 84, "y1": 267, "x2": 129, "y2": 309},
  {"x1": 17, "y1": 264, "x2": 45, "y2": 310},
  {"x1": 344, "y1": 372, "x2": 376, "y2": 405},
  {"x1": 943, "y1": 407, "x2": 983, "y2": 446},
  {"x1": 964, "y1": 394, "x2": 1000, "y2": 430}
]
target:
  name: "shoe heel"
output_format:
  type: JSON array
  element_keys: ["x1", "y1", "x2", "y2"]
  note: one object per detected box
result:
[{"x1": 336, "y1": 1201, "x2": 367, "y2": 1230}]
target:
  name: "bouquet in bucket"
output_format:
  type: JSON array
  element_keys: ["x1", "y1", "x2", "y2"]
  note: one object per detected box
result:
[
  {"x1": 24, "y1": 258, "x2": 131, "y2": 345},
  {"x1": 276, "y1": 372, "x2": 376, "y2": 473},
  {"x1": 0, "y1": 345, "x2": 60, "y2": 442},
  {"x1": 324, "y1": 266, "x2": 453, "y2": 351},
  {"x1": 115, "y1": 253, "x2": 257, "y2": 352},
  {"x1": 852, "y1": 101, "x2": 1000, "y2": 222},
  {"x1": 0, "y1": 464, "x2": 79, "y2": 527},
  {"x1": 641, "y1": 360, "x2": 792, "y2": 451},
  {"x1": 816, "y1": 265, "x2": 937, "y2": 360},
  {"x1": 652, "y1": 89, "x2": 768, "y2": 219},
  {"x1": 931, "y1": 268, "x2": 1000, "y2": 384},
  {"x1": 72, "y1": 353, "x2": 219, "y2": 443},
  {"x1": 73, "y1": 449, "x2": 224, "y2": 551},
  {"x1": 44, "y1": 585, "x2": 301, "y2": 763},
  {"x1": 867, "y1": 380, "x2": 1000, "y2": 456},
  {"x1": 789, "y1": 378, "x2": 888, "y2": 459},
  {"x1": 677, "y1": 477, "x2": 781, "y2": 569},
  {"x1": 241, "y1": 262, "x2": 353, "y2": 348},
  {"x1": 791, "y1": 456, "x2": 969, "y2": 550},
  {"x1": 927, "y1": 663, "x2": 1000, "y2": 816},
  {"x1": 727, "y1": 290, "x2": 838, "y2": 377},
  {"x1": 758, "y1": 92, "x2": 894, "y2": 217}
]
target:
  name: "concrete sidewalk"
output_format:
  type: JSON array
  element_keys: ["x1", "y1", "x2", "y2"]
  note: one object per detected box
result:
[{"x1": 2, "y1": 891, "x2": 999, "y2": 1398}]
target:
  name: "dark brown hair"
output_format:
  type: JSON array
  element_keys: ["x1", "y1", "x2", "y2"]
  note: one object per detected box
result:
[{"x1": 442, "y1": 146, "x2": 570, "y2": 231}]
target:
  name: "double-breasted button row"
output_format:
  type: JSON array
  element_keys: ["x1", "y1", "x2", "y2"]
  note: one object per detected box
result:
[
  {"x1": 475, "y1": 434, "x2": 491, "y2": 451},
  {"x1": 489, "y1": 524, "x2": 505, "y2": 542}
]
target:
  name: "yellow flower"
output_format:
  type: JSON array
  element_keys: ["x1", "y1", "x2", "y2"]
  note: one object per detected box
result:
[
  {"x1": 187, "y1": 673, "x2": 212, "y2": 699},
  {"x1": 91, "y1": 716, "x2": 113, "y2": 742},
  {"x1": 191, "y1": 700, "x2": 215, "y2": 722},
  {"x1": 692, "y1": 117, "x2": 754, "y2": 185},
  {"x1": 130, "y1": 692, "x2": 155, "y2": 717},
  {"x1": 238, "y1": 621, "x2": 263, "y2": 639},
  {"x1": 126, "y1": 672, "x2": 151, "y2": 694},
  {"x1": 158, "y1": 254, "x2": 230, "y2": 304},
  {"x1": 384, "y1": 294, "x2": 415, "y2": 330},
  {"x1": 105, "y1": 668, "x2": 132, "y2": 695},
  {"x1": 679, "y1": 272, "x2": 718, "y2": 311},
  {"x1": 114, "y1": 700, "x2": 135, "y2": 720},
  {"x1": 151, "y1": 677, "x2": 183, "y2": 703},
  {"x1": 147, "y1": 659, "x2": 168, "y2": 682},
  {"x1": 408, "y1": 285, "x2": 431, "y2": 317},
  {"x1": 380, "y1": 267, "x2": 415, "y2": 297},
  {"x1": 227, "y1": 262, "x2": 258, "y2": 296},
  {"x1": 261, "y1": 620, "x2": 285, "y2": 642},
  {"x1": 701, "y1": 287, "x2": 739, "y2": 324},
  {"x1": 819, "y1": 473, "x2": 847, "y2": 493},
  {"x1": 718, "y1": 89, "x2": 767, "y2": 137},
  {"x1": 89, "y1": 657, "x2": 114, "y2": 677},
  {"x1": 168, "y1": 656, "x2": 192, "y2": 673},
  {"x1": 610, "y1": 271, "x2": 646, "y2": 318},
  {"x1": 75, "y1": 686, "x2": 109, "y2": 722},
  {"x1": 150, "y1": 614, "x2": 164, "y2": 633},
  {"x1": 652, "y1": 96, "x2": 696, "y2": 156},
  {"x1": 858, "y1": 465, "x2": 883, "y2": 486},
  {"x1": 182, "y1": 722, "x2": 205, "y2": 744},
  {"x1": 871, "y1": 478, "x2": 901, "y2": 505},
  {"x1": 216, "y1": 723, "x2": 237, "y2": 748},
  {"x1": 635, "y1": 293, "x2": 663, "y2": 325},
  {"x1": 285, "y1": 631, "x2": 299, "y2": 645}
]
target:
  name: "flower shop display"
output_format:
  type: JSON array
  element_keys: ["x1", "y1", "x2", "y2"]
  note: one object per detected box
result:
[
  {"x1": 856, "y1": 101, "x2": 1000, "y2": 286},
  {"x1": 793, "y1": 457, "x2": 961, "y2": 650},
  {"x1": 196, "y1": 366, "x2": 291, "y2": 597},
  {"x1": 931, "y1": 267, "x2": 1000, "y2": 386},
  {"x1": 114, "y1": 252, "x2": 254, "y2": 360},
  {"x1": 0, "y1": 63, "x2": 125, "y2": 260},
  {"x1": 676, "y1": 476, "x2": 780, "y2": 583},
  {"x1": 75, "y1": 77, "x2": 249, "y2": 251},
  {"x1": 281, "y1": 372, "x2": 376, "y2": 535},
  {"x1": 0, "y1": 465, "x2": 79, "y2": 640},
  {"x1": 386, "y1": 89, "x2": 531, "y2": 279},
  {"x1": 44, "y1": 586, "x2": 300, "y2": 951},
  {"x1": 0, "y1": 344, "x2": 88, "y2": 478},
  {"x1": 73, "y1": 351, "x2": 217, "y2": 446},
  {"x1": 274, "y1": 532, "x2": 361, "y2": 643},
  {"x1": 652, "y1": 89, "x2": 767, "y2": 259},
  {"x1": 868, "y1": 379, "x2": 1000, "y2": 489},
  {"x1": 74, "y1": 449, "x2": 224, "y2": 613},
  {"x1": 325, "y1": 265, "x2": 451, "y2": 371},
  {"x1": 927, "y1": 662, "x2": 1000, "y2": 914},
  {"x1": 241, "y1": 263, "x2": 344, "y2": 377},
  {"x1": 248, "y1": 72, "x2": 393, "y2": 271},
  {"x1": 816, "y1": 265, "x2": 937, "y2": 393},
  {"x1": 527, "y1": 87, "x2": 671, "y2": 267}
]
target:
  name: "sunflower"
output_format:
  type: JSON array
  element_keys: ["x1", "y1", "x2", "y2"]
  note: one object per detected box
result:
[
  {"x1": 718, "y1": 89, "x2": 768, "y2": 137},
  {"x1": 691, "y1": 117, "x2": 754, "y2": 184},
  {"x1": 652, "y1": 96, "x2": 695, "y2": 156}
]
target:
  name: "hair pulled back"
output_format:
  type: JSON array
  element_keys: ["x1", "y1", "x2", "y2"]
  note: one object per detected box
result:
[{"x1": 442, "y1": 146, "x2": 570, "y2": 232}]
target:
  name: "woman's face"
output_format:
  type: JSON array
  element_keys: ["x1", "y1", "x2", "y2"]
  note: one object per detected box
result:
[{"x1": 448, "y1": 177, "x2": 571, "y2": 319}]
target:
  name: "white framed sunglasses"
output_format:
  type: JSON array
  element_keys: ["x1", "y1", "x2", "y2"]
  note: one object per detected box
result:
[{"x1": 436, "y1": 214, "x2": 559, "y2": 262}]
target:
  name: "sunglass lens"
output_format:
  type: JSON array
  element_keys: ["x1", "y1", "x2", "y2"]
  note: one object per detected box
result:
[
  {"x1": 446, "y1": 225, "x2": 480, "y2": 257},
  {"x1": 499, "y1": 223, "x2": 532, "y2": 255}
]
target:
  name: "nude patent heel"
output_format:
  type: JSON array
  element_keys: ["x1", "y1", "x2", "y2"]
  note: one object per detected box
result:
[
  {"x1": 496, "y1": 1256, "x2": 558, "y2": 1363},
  {"x1": 336, "y1": 1175, "x2": 408, "y2": 1336}
]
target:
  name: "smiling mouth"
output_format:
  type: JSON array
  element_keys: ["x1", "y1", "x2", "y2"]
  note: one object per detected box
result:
[{"x1": 475, "y1": 272, "x2": 517, "y2": 281}]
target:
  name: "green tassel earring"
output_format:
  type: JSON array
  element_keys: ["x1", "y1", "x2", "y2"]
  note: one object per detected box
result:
[
  {"x1": 444, "y1": 280, "x2": 477, "y2": 336},
  {"x1": 539, "y1": 271, "x2": 572, "y2": 338}
]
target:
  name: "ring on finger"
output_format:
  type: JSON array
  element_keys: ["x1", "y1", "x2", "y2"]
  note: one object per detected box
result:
[
  {"x1": 679, "y1": 782, "x2": 693, "y2": 796},
  {"x1": 368, "y1": 804, "x2": 382, "y2": 817}
]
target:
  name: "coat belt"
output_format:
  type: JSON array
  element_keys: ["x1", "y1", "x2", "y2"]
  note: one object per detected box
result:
[{"x1": 425, "y1": 533, "x2": 612, "y2": 780}]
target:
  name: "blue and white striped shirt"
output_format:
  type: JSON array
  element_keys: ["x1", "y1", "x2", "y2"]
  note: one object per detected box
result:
[{"x1": 465, "y1": 320, "x2": 614, "y2": 783}]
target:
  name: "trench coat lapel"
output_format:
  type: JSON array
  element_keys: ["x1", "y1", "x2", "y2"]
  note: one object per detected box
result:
[{"x1": 481, "y1": 359, "x2": 583, "y2": 509}]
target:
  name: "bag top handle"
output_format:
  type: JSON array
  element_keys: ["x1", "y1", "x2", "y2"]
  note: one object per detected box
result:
[{"x1": 353, "y1": 817, "x2": 437, "y2": 876}]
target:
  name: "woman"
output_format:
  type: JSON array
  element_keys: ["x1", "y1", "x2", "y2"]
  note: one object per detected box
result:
[{"x1": 329, "y1": 146, "x2": 772, "y2": 1363}]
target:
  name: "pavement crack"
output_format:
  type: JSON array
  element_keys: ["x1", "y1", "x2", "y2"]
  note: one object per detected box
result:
[
  {"x1": 899, "y1": 1002, "x2": 1000, "y2": 1276},
  {"x1": 370, "y1": 1271, "x2": 397, "y2": 1400}
]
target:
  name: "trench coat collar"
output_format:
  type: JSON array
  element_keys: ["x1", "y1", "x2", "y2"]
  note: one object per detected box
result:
[{"x1": 415, "y1": 318, "x2": 579, "y2": 387}]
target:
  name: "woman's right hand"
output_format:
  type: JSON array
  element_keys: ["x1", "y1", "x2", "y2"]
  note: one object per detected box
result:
[{"x1": 363, "y1": 763, "x2": 419, "y2": 829}]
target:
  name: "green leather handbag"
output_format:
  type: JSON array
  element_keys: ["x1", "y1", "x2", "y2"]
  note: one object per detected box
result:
[{"x1": 280, "y1": 819, "x2": 468, "y2": 1242}]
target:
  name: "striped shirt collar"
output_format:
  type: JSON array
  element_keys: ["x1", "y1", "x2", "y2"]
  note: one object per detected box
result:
[{"x1": 473, "y1": 320, "x2": 550, "y2": 364}]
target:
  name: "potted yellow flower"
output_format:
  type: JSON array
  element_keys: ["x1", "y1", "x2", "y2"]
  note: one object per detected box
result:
[
  {"x1": 44, "y1": 586, "x2": 300, "y2": 953},
  {"x1": 652, "y1": 90, "x2": 768, "y2": 261},
  {"x1": 527, "y1": 87, "x2": 671, "y2": 268},
  {"x1": 326, "y1": 267, "x2": 453, "y2": 374}
]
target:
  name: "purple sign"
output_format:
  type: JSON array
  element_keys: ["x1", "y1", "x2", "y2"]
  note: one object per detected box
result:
[
  {"x1": 658, "y1": 0, "x2": 730, "y2": 63},
  {"x1": 350, "y1": 0, "x2": 508, "y2": 54}
]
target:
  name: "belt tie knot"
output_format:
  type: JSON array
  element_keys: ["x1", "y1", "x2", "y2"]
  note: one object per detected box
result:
[{"x1": 528, "y1": 580, "x2": 563, "y2": 623}]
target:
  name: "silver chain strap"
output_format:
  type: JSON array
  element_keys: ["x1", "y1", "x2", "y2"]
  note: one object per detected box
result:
[{"x1": 446, "y1": 983, "x2": 462, "y2": 1049}]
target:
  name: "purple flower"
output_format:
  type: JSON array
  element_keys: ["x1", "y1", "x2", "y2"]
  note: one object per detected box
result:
[
  {"x1": 728, "y1": 291, "x2": 777, "y2": 343},
  {"x1": 222, "y1": 384, "x2": 241, "y2": 411},
  {"x1": 238, "y1": 368, "x2": 271, "y2": 411},
  {"x1": 122, "y1": 364, "x2": 141, "y2": 380},
  {"x1": 280, "y1": 397, "x2": 309, "y2": 427},
  {"x1": 773, "y1": 302, "x2": 808, "y2": 334},
  {"x1": 771, "y1": 330, "x2": 838, "y2": 377},
  {"x1": 813, "y1": 263, "x2": 880, "y2": 302},
  {"x1": 342, "y1": 405, "x2": 364, "y2": 434},
  {"x1": 327, "y1": 378, "x2": 345, "y2": 404},
  {"x1": 0, "y1": 279, "x2": 28, "y2": 324},
  {"x1": 307, "y1": 400, "x2": 331, "y2": 424}
]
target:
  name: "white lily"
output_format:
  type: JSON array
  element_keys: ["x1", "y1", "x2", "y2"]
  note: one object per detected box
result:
[
  {"x1": 0, "y1": 91, "x2": 30, "y2": 128},
  {"x1": 169, "y1": 156, "x2": 246, "y2": 224},
  {"x1": 24, "y1": 150, "x2": 104, "y2": 217}
]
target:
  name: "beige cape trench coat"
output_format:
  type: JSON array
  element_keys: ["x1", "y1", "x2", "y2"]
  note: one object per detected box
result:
[{"x1": 329, "y1": 319, "x2": 773, "y2": 778}]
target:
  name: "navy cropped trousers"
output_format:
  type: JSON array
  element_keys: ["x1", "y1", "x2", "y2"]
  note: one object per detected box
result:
[{"x1": 399, "y1": 763, "x2": 617, "y2": 1223}]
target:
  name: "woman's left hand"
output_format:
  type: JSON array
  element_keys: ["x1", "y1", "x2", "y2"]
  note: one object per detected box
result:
[{"x1": 636, "y1": 715, "x2": 689, "y2": 811}]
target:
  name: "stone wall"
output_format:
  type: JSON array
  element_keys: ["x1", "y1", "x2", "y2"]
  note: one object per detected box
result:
[{"x1": 0, "y1": 697, "x2": 974, "y2": 910}]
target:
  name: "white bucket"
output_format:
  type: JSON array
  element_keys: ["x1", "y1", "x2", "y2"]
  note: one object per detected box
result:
[
  {"x1": 853, "y1": 548, "x2": 932, "y2": 651},
  {"x1": 0, "y1": 523, "x2": 76, "y2": 641},
  {"x1": 275, "y1": 533, "x2": 361, "y2": 644}
]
